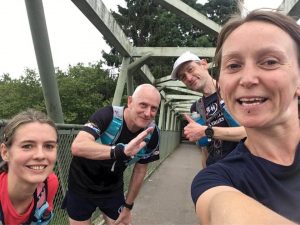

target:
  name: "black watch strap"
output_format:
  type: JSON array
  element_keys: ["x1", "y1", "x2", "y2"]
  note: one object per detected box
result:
[
  {"x1": 123, "y1": 202, "x2": 134, "y2": 210},
  {"x1": 205, "y1": 125, "x2": 214, "y2": 142}
]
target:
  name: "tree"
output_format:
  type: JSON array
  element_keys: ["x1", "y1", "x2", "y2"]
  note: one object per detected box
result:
[
  {"x1": 56, "y1": 62, "x2": 116, "y2": 124},
  {"x1": 102, "y1": 0, "x2": 239, "y2": 82},
  {"x1": 0, "y1": 63, "x2": 116, "y2": 124},
  {"x1": 0, "y1": 69, "x2": 45, "y2": 119},
  {"x1": 200, "y1": 0, "x2": 240, "y2": 25}
]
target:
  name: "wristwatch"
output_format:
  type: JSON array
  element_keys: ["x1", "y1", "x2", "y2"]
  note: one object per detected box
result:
[
  {"x1": 123, "y1": 202, "x2": 134, "y2": 210},
  {"x1": 205, "y1": 125, "x2": 214, "y2": 142}
]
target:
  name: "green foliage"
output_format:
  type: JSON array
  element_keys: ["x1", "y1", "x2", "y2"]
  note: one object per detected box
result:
[
  {"x1": 56, "y1": 62, "x2": 116, "y2": 124},
  {"x1": 102, "y1": 49, "x2": 122, "y2": 67},
  {"x1": 0, "y1": 63, "x2": 116, "y2": 124},
  {"x1": 0, "y1": 69, "x2": 45, "y2": 119},
  {"x1": 201, "y1": 0, "x2": 240, "y2": 25},
  {"x1": 102, "y1": 0, "x2": 239, "y2": 81},
  {"x1": 112, "y1": 0, "x2": 209, "y2": 47}
]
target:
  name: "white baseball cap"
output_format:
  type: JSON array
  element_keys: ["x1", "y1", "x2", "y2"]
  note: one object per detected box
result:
[{"x1": 170, "y1": 51, "x2": 200, "y2": 80}]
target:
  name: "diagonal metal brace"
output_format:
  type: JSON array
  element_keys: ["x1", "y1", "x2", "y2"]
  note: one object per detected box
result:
[{"x1": 127, "y1": 53, "x2": 153, "y2": 74}]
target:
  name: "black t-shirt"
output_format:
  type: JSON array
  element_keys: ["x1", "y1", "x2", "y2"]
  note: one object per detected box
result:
[
  {"x1": 191, "y1": 140, "x2": 300, "y2": 223},
  {"x1": 190, "y1": 101, "x2": 197, "y2": 113},
  {"x1": 68, "y1": 106, "x2": 160, "y2": 198},
  {"x1": 194, "y1": 93, "x2": 239, "y2": 165}
]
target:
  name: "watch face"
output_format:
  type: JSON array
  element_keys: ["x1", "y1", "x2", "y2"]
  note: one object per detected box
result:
[{"x1": 205, "y1": 127, "x2": 214, "y2": 138}]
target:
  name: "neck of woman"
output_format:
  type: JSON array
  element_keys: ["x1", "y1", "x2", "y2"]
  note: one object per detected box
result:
[
  {"x1": 244, "y1": 119, "x2": 300, "y2": 166},
  {"x1": 7, "y1": 173, "x2": 36, "y2": 214}
]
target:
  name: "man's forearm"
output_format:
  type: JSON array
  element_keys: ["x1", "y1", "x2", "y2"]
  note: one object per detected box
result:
[
  {"x1": 71, "y1": 131, "x2": 112, "y2": 160},
  {"x1": 125, "y1": 163, "x2": 147, "y2": 204}
]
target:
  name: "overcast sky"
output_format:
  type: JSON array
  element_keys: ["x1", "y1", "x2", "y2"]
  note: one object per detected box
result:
[{"x1": 0, "y1": 0, "x2": 283, "y2": 79}]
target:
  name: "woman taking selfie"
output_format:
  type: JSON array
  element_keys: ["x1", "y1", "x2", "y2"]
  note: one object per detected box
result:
[{"x1": 191, "y1": 9, "x2": 300, "y2": 225}]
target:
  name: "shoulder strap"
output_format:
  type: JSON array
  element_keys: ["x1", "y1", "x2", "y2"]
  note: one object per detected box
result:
[
  {"x1": 219, "y1": 100, "x2": 239, "y2": 127},
  {"x1": 196, "y1": 98, "x2": 207, "y2": 123},
  {"x1": 0, "y1": 180, "x2": 50, "y2": 225},
  {"x1": 202, "y1": 96, "x2": 239, "y2": 127},
  {"x1": 23, "y1": 180, "x2": 51, "y2": 225},
  {"x1": 98, "y1": 106, "x2": 124, "y2": 145},
  {"x1": 25, "y1": 182, "x2": 46, "y2": 225},
  {"x1": 198, "y1": 97, "x2": 219, "y2": 125}
]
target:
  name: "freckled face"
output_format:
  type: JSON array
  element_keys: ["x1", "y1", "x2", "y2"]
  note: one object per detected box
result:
[
  {"x1": 219, "y1": 21, "x2": 300, "y2": 128},
  {"x1": 5, "y1": 122, "x2": 57, "y2": 185}
]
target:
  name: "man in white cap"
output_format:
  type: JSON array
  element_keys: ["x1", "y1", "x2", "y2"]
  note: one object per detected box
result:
[{"x1": 171, "y1": 51, "x2": 246, "y2": 167}]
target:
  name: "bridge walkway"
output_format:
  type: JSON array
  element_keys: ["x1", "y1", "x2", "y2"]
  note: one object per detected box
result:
[{"x1": 132, "y1": 142, "x2": 203, "y2": 225}]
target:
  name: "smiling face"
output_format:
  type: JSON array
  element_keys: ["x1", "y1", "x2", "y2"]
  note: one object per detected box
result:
[
  {"x1": 126, "y1": 84, "x2": 161, "y2": 132},
  {"x1": 219, "y1": 21, "x2": 300, "y2": 128},
  {"x1": 1, "y1": 122, "x2": 58, "y2": 185},
  {"x1": 177, "y1": 60, "x2": 211, "y2": 92}
]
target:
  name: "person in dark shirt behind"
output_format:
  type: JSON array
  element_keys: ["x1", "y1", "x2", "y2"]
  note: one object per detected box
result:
[{"x1": 171, "y1": 51, "x2": 246, "y2": 167}]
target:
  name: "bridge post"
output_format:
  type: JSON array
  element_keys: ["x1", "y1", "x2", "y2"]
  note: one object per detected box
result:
[
  {"x1": 113, "y1": 57, "x2": 130, "y2": 105},
  {"x1": 158, "y1": 98, "x2": 166, "y2": 130},
  {"x1": 166, "y1": 106, "x2": 171, "y2": 130},
  {"x1": 25, "y1": 0, "x2": 64, "y2": 123}
]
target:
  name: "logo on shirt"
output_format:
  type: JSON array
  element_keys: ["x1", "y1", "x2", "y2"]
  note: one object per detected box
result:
[{"x1": 84, "y1": 122, "x2": 101, "y2": 136}]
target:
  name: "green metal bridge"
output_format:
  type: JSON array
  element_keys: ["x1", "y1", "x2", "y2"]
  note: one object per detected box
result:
[{"x1": 2, "y1": 0, "x2": 300, "y2": 223}]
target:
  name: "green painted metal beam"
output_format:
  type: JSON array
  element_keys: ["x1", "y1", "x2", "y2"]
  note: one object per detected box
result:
[
  {"x1": 132, "y1": 47, "x2": 215, "y2": 58},
  {"x1": 158, "y1": 99, "x2": 166, "y2": 130},
  {"x1": 128, "y1": 53, "x2": 153, "y2": 74},
  {"x1": 71, "y1": 0, "x2": 133, "y2": 57},
  {"x1": 166, "y1": 94, "x2": 199, "y2": 100},
  {"x1": 25, "y1": 0, "x2": 64, "y2": 123},
  {"x1": 154, "y1": 0, "x2": 221, "y2": 35},
  {"x1": 113, "y1": 57, "x2": 130, "y2": 105},
  {"x1": 279, "y1": 0, "x2": 300, "y2": 20}
]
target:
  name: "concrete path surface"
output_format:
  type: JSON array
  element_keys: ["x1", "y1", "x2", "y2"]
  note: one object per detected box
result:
[{"x1": 131, "y1": 142, "x2": 203, "y2": 225}]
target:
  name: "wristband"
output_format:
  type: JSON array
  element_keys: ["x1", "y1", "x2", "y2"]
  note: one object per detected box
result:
[
  {"x1": 110, "y1": 145, "x2": 116, "y2": 160},
  {"x1": 123, "y1": 202, "x2": 134, "y2": 210},
  {"x1": 110, "y1": 143, "x2": 131, "y2": 161}
]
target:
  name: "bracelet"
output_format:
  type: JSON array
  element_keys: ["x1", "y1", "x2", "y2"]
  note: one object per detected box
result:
[{"x1": 123, "y1": 202, "x2": 134, "y2": 210}]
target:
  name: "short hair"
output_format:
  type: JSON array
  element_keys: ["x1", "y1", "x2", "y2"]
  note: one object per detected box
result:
[{"x1": 214, "y1": 9, "x2": 300, "y2": 79}]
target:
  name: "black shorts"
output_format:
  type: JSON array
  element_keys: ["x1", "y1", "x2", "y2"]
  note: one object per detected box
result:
[{"x1": 62, "y1": 189, "x2": 125, "y2": 221}]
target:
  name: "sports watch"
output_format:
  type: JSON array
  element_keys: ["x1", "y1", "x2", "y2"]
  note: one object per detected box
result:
[
  {"x1": 123, "y1": 202, "x2": 134, "y2": 210},
  {"x1": 205, "y1": 125, "x2": 214, "y2": 142}
]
